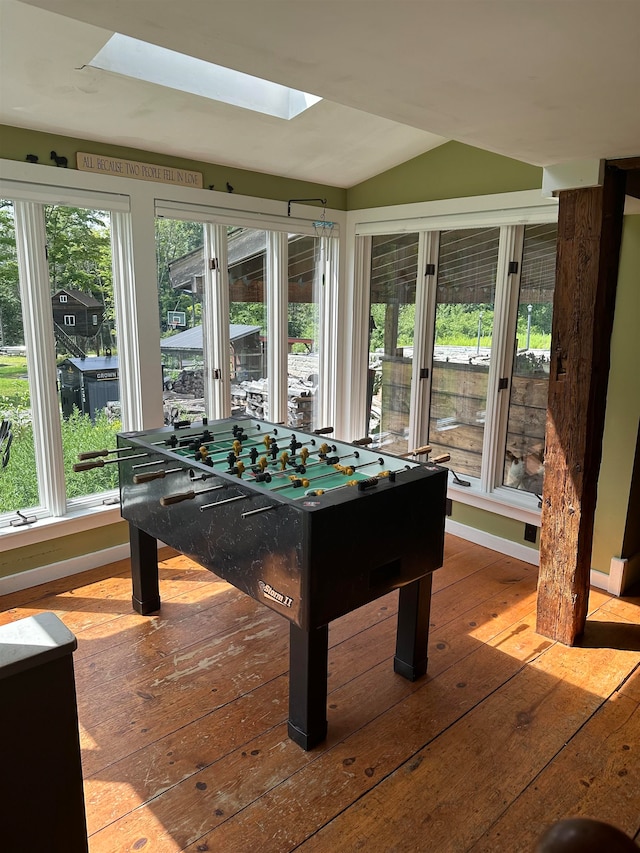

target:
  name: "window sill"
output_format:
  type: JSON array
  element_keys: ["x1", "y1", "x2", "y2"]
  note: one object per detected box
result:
[
  {"x1": 0, "y1": 502, "x2": 124, "y2": 550},
  {"x1": 448, "y1": 480, "x2": 542, "y2": 526}
]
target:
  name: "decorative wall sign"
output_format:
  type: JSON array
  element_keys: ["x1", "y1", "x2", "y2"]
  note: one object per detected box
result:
[{"x1": 76, "y1": 152, "x2": 203, "y2": 188}]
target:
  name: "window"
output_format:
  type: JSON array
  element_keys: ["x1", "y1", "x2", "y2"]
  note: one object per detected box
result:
[
  {"x1": 287, "y1": 234, "x2": 321, "y2": 430},
  {"x1": 45, "y1": 205, "x2": 121, "y2": 504},
  {"x1": 500, "y1": 223, "x2": 556, "y2": 496},
  {"x1": 428, "y1": 228, "x2": 500, "y2": 477},
  {"x1": 59, "y1": 294, "x2": 67, "y2": 303},
  {"x1": 0, "y1": 191, "x2": 127, "y2": 531},
  {"x1": 156, "y1": 216, "x2": 205, "y2": 425},
  {"x1": 363, "y1": 211, "x2": 557, "y2": 516},
  {"x1": 227, "y1": 227, "x2": 268, "y2": 418},
  {"x1": 367, "y1": 233, "x2": 419, "y2": 455}
]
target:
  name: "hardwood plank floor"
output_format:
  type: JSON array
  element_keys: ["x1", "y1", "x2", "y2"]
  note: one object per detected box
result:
[{"x1": 2, "y1": 536, "x2": 639, "y2": 852}]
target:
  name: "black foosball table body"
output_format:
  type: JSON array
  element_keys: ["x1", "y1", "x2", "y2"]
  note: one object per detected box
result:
[{"x1": 116, "y1": 417, "x2": 447, "y2": 748}]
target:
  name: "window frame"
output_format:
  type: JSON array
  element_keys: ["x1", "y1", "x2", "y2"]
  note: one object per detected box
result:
[
  {"x1": 0, "y1": 161, "x2": 344, "y2": 551},
  {"x1": 346, "y1": 190, "x2": 558, "y2": 525}
]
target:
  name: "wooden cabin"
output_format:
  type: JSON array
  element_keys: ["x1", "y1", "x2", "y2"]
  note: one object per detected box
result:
[
  {"x1": 1, "y1": 3, "x2": 639, "y2": 851},
  {"x1": 52, "y1": 288, "x2": 104, "y2": 338}
]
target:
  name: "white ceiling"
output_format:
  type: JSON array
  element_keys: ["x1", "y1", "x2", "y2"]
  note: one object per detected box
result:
[{"x1": 2, "y1": 0, "x2": 639, "y2": 189}]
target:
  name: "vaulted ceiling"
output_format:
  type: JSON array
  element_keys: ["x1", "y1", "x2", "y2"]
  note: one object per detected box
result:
[{"x1": 2, "y1": 0, "x2": 639, "y2": 188}]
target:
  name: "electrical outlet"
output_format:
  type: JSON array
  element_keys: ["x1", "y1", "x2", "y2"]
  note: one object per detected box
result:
[{"x1": 524, "y1": 523, "x2": 538, "y2": 543}]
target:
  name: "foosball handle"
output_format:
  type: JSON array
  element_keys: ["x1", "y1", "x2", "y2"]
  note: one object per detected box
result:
[
  {"x1": 160, "y1": 490, "x2": 195, "y2": 506},
  {"x1": 313, "y1": 427, "x2": 334, "y2": 435},
  {"x1": 73, "y1": 460, "x2": 105, "y2": 472},
  {"x1": 431, "y1": 454, "x2": 451, "y2": 464},
  {"x1": 134, "y1": 471, "x2": 166, "y2": 484},
  {"x1": 352, "y1": 437, "x2": 373, "y2": 446},
  {"x1": 406, "y1": 444, "x2": 432, "y2": 457},
  {"x1": 77, "y1": 449, "x2": 110, "y2": 460}
]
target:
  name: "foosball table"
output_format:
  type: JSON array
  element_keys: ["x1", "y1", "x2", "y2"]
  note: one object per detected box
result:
[{"x1": 76, "y1": 417, "x2": 448, "y2": 749}]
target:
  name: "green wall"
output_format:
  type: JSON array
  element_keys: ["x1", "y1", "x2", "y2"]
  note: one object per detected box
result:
[
  {"x1": 346, "y1": 141, "x2": 543, "y2": 209},
  {"x1": 0, "y1": 125, "x2": 347, "y2": 210},
  {"x1": 0, "y1": 522, "x2": 129, "y2": 580},
  {"x1": 592, "y1": 214, "x2": 640, "y2": 572},
  {"x1": 451, "y1": 503, "x2": 539, "y2": 553}
]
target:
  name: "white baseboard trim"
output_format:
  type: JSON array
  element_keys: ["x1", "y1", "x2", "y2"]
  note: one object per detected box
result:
[
  {"x1": 606, "y1": 553, "x2": 640, "y2": 596},
  {"x1": 445, "y1": 520, "x2": 632, "y2": 597},
  {"x1": 445, "y1": 519, "x2": 540, "y2": 565},
  {"x1": 590, "y1": 568, "x2": 613, "y2": 593},
  {"x1": 0, "y1": 543, "x2": 131, "y2": 596}
]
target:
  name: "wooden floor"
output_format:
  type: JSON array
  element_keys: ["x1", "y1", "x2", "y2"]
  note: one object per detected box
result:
[{"x1": 2, "y1": 535, "x2": 639, "y2": 852}]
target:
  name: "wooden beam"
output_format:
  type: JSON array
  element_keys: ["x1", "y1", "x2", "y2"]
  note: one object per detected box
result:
[
  {"x1": 623, "y1": 170, "x2": 640, "y2": 200},
  {"x1": 607, "y1": 156, "x2": 640, "y2": 170},
  {"x1": 536, "y1": 165, "x2": 626, "y2": 645}
]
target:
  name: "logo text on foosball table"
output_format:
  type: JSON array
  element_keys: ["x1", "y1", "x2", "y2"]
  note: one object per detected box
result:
[{"x1": 258, "y1": 581, "x2": 293, "y2": 608}]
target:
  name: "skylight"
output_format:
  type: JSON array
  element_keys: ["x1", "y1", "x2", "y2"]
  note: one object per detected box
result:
[{"x1": 88, "y1": 34, "x2": 322, "y2": 120}]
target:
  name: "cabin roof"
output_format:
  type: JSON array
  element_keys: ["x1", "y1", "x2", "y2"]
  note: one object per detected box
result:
[{"x1": 53, "y1": 289, "x2": 104, "y2": 308}]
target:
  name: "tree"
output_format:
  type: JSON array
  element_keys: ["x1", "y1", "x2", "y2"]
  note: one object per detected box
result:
[
  {"x1": 45, "y1": 205, "x2": 112, "y2": 295},
  {"x1": 0, "y1": 201, "x2": 22, "y2": 345},
  {"x1": 155, "y1": 219, "x2": 204, "y2": 333}
]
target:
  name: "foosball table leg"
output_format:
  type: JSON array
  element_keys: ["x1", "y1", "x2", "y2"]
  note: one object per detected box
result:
[
  {"x1": 287, "y1": 622, "x2": 329, "y2": 750},
  {"x1": 394, "y1": 574, "x2": 432, "y2": 680},
  {"x1": 129, "y1": 523, "x2": 161, "y2": 615}
]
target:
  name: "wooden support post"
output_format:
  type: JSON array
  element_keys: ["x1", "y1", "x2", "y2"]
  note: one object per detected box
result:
[{"x1": 536, "y1": 165, "x2": 626, "y2": 645}]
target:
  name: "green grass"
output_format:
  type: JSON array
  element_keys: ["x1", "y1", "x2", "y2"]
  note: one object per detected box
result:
[
  {"x1": 0, "y1": 356, "x2": 30, "y2": 409},
  {"x1": 1, "y1": 360, "x2": 121, "y2": 510}
]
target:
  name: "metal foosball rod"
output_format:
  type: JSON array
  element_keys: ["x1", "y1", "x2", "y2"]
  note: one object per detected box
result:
[
  {"x1": 131, "y1": 458, "x2": 168, "y2": 469},
  {"x1": 271, "y1": 455, "x2": 390, "y2": 489},
  {"x1": 77, "y1": 437, "x2": 171, "y2": 460},
  {"x1": 286, "y1": 449, "x2": 361, "y2": 478},
  {"x1": 304, "y1": 467, "x2": 406, "y2": 497},
  {"x1": 271, "y1": 476, "x2": 311, "y2": 492},
  {"x1": 276, "y1": 467, "x2": 353, "y2": 491},
  {"x1": 185, "y1": 421, "x2": 278, "y2": 445},
  {"x1": 241, "y1": 504, "x2": 277, "y2": 518},
  {"x1": 194, "y1": 432, "x2": 274, "y2": 459},
  {"x1": 200, "y1": 494, "x2": 249, "y2": 511},
  {"x1": 304, "y1": 478, "x2": 361, "y2": 497}
]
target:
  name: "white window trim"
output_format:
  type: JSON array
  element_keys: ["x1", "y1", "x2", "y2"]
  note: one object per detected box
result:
[
  {"x1": 408, "y1": 232, "x2": 439, "y2": 452},
  {"x1": 13, "y1": 200, "x2": 66, "y2": 517},
  {"x1": 203, "y1": 223, "x2": 231, "y2": 420},
  {"x1": 317, "y1": 235, "x2": 340, "y2": 431},
  {"x1": 480, "y1": 224, "x2": 525, "y2": 492},
  {"x1": 267, "y1": 231, "x2": 289, "y2": 423}
]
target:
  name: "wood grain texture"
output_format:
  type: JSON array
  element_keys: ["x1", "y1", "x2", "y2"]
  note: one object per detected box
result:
[
  {"x1": 537, "y1": 167, "x2": 626, "y2": 645},
  {"x1": 1, "y1": 538, "x2": 638, "y2": 852}
]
